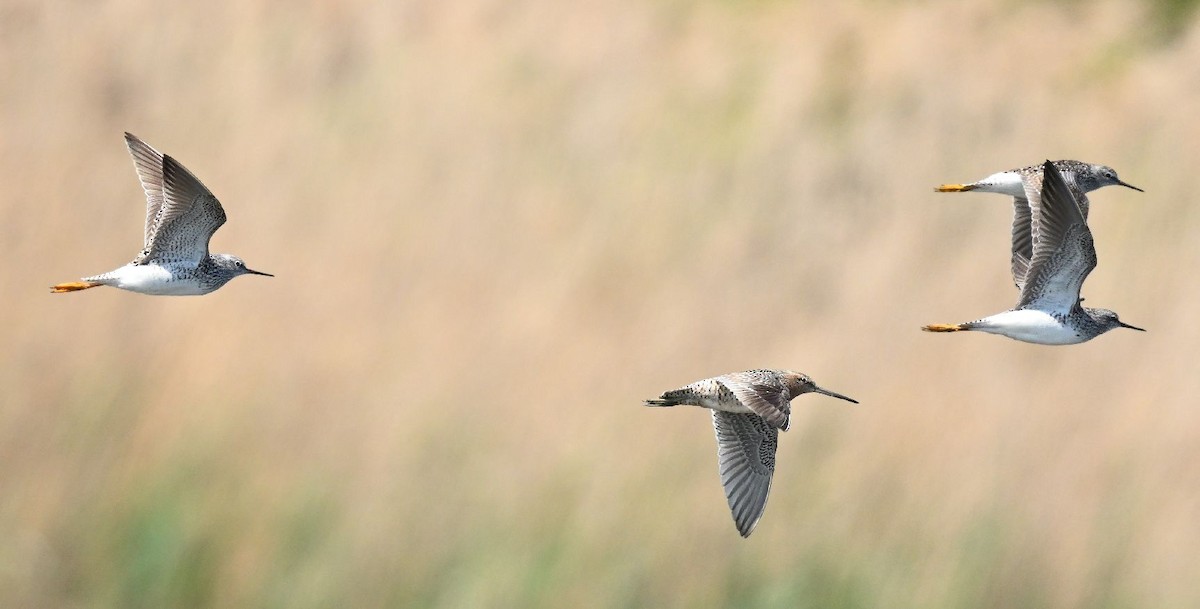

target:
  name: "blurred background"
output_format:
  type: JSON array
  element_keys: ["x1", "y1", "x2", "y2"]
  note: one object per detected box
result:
[{"x1": 2, "y1": 0, "x2": 1199, "y2": 607}]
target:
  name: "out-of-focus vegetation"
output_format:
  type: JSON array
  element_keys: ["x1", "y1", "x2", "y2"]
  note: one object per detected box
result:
[{"x1": 2, "y1": 1, "x2": 1199, "y2": 607}]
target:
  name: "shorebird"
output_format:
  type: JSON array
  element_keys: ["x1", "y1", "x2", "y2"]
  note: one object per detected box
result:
[
  {"x1": 644, "y1": 369, "x2": 857, "y2": 537},
  {"x1": 923, "y1": 160, "x2": 1144, "y2": 345},
  {"x1": 51, "y1": 133, "x2": 271, "y2": 295},
  {"x1": 936, "y1": 160, "x2": 1141, "y2": 289}
]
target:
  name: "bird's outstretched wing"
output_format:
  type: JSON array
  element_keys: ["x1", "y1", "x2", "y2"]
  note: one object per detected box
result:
[
  {"x1": 1016, "y1": 161, "x2": 1095, "y2": 313},
  {"x1": 135, "y1": 152, "x2": 227, "y2": 265},
  {"x1": 1012, "y1": 165, "x2": 1096, "y2": 291},
  {"x1": 711, "y1": 410, "x2": 777, "y2": 537},
  {"x1": 1009, "y1": 182, "x2": 1035, "y2": 291},
  {"x1": 124, "y1": 133, "x2": 167, "y2": 251}
]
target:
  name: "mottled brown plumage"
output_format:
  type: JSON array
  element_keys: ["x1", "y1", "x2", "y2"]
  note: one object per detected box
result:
[{"x1": 645, "y1": 369, "x2": 857, "y2": 537}]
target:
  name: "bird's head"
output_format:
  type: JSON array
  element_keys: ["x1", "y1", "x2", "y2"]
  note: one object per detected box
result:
[
  {"x1": 782, "y1": 371, "x2": 858, "y2": 404},
  {"x1": 1087, "y1": 307, "x2": 1145, "y2": 334},
  {"x1": 1082, "y1": 164, "x2": 1143, "y2": 193},
  {"x1": 211, "y1": 253, "x2": 273, "y2": 280}
]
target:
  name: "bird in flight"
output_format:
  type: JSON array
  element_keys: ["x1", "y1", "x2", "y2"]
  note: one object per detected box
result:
[
  {"x1": 923, "y1": 160, "x2": 1144, "y2": 344},
  {"x1": 645, "y1": 369, "x2": 857, "y2": 537},
  {"x1": 52, "y1": 133, "x2": 271, "y2": 295},
  {"x1": 934, "y1": 160, "x2": 1141, "y2": 289}
]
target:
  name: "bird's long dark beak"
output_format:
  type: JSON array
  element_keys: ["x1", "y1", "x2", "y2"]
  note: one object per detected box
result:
[
  {"x1": 813, "y1": 386, "x2": 859, "y2": 404},
  {"x1": 247, "y1": 268, "x2": 274, "y2": 277},
  {"x1": 1117, "y1": 179, "x2": 1144, "y2": 192},
  {"x1": 1118, "y1": 321, "x2": 1146, "y2": 332}
]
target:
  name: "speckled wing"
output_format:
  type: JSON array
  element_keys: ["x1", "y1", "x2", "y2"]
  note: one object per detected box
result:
[
  {"x1": 1010, "y1": 188, "x2": 1035, "y2": 290},
  {"x1": 1017, "y1": 161, "x2": 1095, "y2": 314},
  {"x1": 124, "y1": 133, "x2": 167, "y2": 252},
  {"x1": 717, "y1": 375, "x2": 791, "y2": 430},
  {"x1": 1016, "y1": 169, "x2": 1095, "y2": 291},
  {"x1": 138, "y1": 154, "x2": 227, "y2": 264},
  {"x1": 711, "y1": 410, "x2": 776, "y2": 537}
]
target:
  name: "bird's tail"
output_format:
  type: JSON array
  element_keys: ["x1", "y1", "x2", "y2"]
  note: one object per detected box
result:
[
  {"x1": 644, "y1": 390, "x2": 688, "y2": 407},
  {"x1": 922, "y1": 323, "x2": 968, "y2": 333},
  {"x1": 50, "y1": 281, "x2": 102, "y2": 293},
  {"x1": 934, "y1": 183, "x2": 977, "y2": 192}
]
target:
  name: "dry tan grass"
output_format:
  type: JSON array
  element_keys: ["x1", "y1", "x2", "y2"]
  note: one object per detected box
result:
[{"x1": 3, "y1": 0, "x2": 1200, "y2": 607}]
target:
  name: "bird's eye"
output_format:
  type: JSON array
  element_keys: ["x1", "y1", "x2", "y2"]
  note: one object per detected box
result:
[{"x1": 237, "y1": 261, "x2": 244, "y2": 268}]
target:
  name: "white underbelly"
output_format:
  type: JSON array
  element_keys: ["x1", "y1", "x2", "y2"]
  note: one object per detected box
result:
[
  {"x1": 973, "y1": 309, "x2": 1084, "y2": 345},
  {"x1": 92, "y1": 264, "x2": 208, "y2": 296},
  {"x1": 976, "y1": 171, "x2": 1028, "y2": 197}
]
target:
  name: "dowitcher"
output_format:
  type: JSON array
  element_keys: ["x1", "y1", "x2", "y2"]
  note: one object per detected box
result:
[
  {"x1": 645, "y1": 369, "x2": 857, "y2": 537},
  {"x1": 51, "y1": 133, "x2": 271, "y2": 295},
  {"x1": 936, "y1": 160, "x2": 1141, "y2": 289},
  {"x1": 923, "y1": 161, "x2": 1144, "y2": 345}
]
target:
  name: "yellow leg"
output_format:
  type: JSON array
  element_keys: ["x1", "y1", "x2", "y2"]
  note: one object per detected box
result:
[
  {"x1": 922, "y1": 323, "x2": 965, "y2": 333},
  {"x1": 50, "y1": 281, "x2": 102, "y2": 293},
  {"x1": 934, "y1": 183, "x2": 977, "y2": 192}
]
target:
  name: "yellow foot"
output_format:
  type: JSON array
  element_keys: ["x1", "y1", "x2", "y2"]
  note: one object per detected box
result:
[
  {"x1": 50, "y1": 281, "x2": 101, "y2": 293},
  {"x1": 934, "y1": 183, "x2": 977, "y2": 192},
  {"x1": 922, "y1": 323, "x2": 965, "y2": 333}
]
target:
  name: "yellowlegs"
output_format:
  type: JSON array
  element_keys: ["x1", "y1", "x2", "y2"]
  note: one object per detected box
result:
[
  {"x1": 923, "y1": 160, "x2": 1144, "y2": 345},
  {"x1": 645, "y1": 369, "x2": 857, "y2": 537},
  {"x1": 935, "y1": 159, "x2": 1141, "y2": 216},
  {"x1": 936, "y1": 160, "x2": 1141, "y2": 289},
  {"x1": 51, "y1": 133, "x2": 271, "y2": 295}
]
